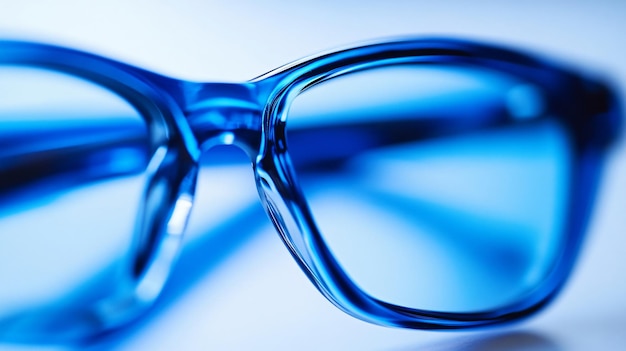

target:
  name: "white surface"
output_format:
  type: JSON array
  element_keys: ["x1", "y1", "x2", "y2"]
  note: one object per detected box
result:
[{"x1": 1, "y1": 1, "x2": 625, "y2": 350}]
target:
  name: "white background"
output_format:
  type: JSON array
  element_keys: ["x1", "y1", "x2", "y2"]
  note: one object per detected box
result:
[{"x1": 1, "y1": 1, "x2": 625, "y2": 350}]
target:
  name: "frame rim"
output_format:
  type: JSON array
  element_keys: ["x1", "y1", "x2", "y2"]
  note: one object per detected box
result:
[
  {"x1": 256, "y1": 37, "x2": 617, "y2": 329},
  {"x1": 0, "y1": 40, "x2": 200, "y2": 343}
]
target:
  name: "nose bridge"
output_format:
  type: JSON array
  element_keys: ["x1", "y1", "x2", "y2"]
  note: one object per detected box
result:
[{"x1": 183, "y1": 82, "x2": 264, "y2": 156}]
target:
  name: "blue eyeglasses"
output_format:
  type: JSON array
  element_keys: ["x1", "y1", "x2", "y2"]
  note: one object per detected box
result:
[{"x1": 0, "y1": 37, "x2": 621, "y2": 344}]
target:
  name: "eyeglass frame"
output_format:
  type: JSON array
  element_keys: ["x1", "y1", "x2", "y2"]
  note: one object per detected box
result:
[{"x1": 0, "y1": 37, "x2": 621, "y2": 342}]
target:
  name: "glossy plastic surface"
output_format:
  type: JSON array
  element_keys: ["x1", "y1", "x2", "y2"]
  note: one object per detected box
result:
[{"x1": 0, "y1": 37, "x2": 620, "y2": 343}]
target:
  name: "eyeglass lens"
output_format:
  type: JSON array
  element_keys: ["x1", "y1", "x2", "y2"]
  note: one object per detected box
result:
[
  {"x1": 285, "y1": 63, "x2": 572, "y2": 313},
  {"x1": 0, "y1": 66, "x2": 151, "y2": 319}
]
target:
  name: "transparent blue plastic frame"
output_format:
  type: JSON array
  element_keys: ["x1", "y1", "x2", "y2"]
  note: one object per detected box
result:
[{"x1": 0, "y1": 37, "x2": 621, "y2": 343}]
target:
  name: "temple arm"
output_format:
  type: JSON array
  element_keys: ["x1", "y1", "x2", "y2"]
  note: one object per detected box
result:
[{"x1": 0, "y1": 106, "x2": 511, "y2": 203}]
